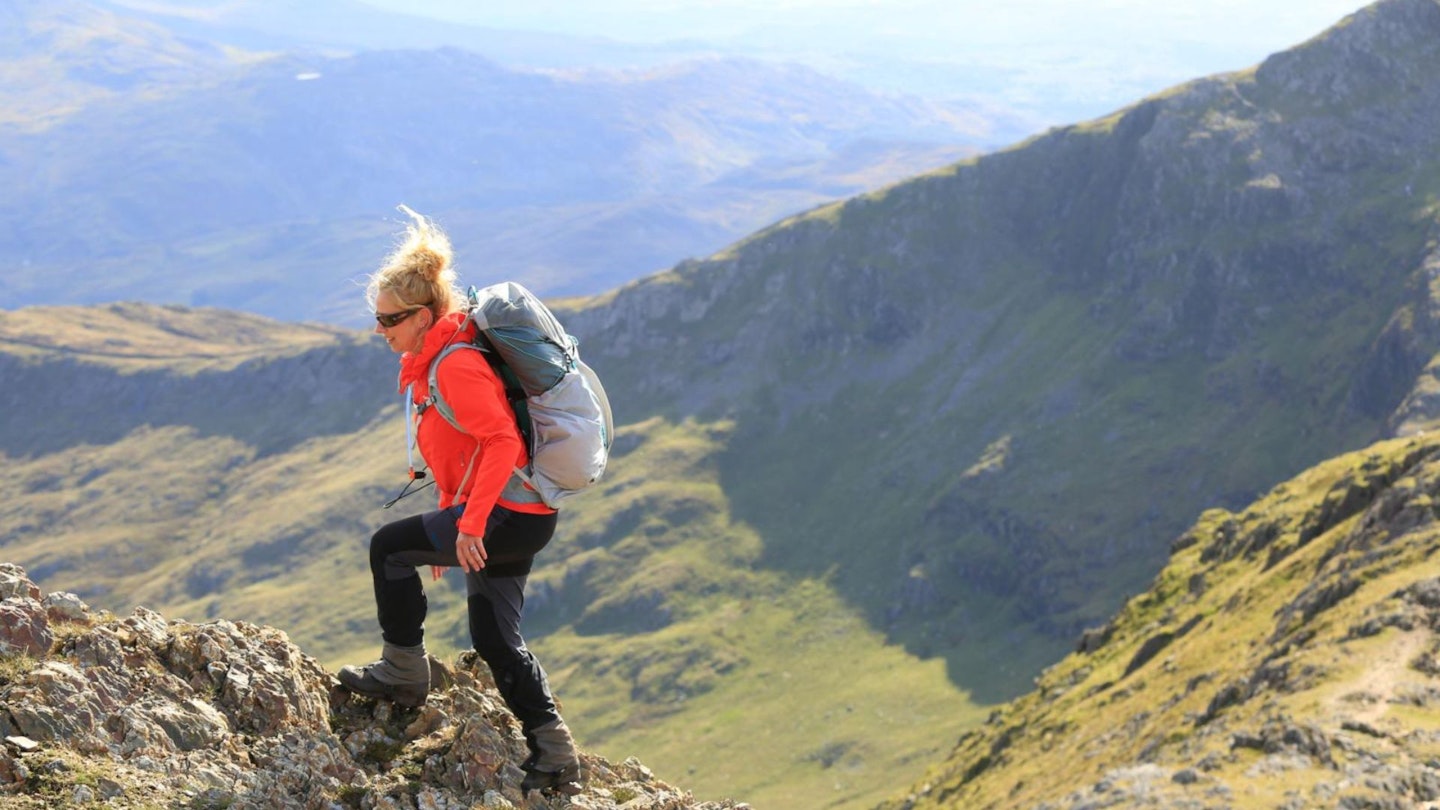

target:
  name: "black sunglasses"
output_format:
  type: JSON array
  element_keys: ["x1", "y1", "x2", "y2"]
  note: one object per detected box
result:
[{"x1": 375, "y1": 307, "x2": 421, "y2": 328}]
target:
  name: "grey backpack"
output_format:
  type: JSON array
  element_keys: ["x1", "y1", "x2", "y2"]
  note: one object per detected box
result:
[{"x1": 425, "y1": 282, "x2": 613, "y2": 508}]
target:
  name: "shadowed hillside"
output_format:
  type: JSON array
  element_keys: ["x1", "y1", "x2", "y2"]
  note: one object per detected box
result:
[{"x1": 0, "y1": 303, "x2": 393, "y2": 456}]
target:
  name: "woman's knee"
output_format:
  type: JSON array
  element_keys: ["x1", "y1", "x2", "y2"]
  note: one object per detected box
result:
[
  {"x1": 369, "y1": 527, "x2": 397, "y2": 569},
  {"x1": 370, "y1": 516, "x2": 428, "y2": 569}
]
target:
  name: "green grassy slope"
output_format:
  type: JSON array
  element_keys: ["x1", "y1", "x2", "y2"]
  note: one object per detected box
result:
[
  {"x1": 522, "y1": 417, "x2": 987, "y2": 808},
  {"x1": 882, "y1": 432, "x2": 1440, "y2": 808},
  {"x1": 0, "y1": 302, "x2": 351, "y2": 370}
]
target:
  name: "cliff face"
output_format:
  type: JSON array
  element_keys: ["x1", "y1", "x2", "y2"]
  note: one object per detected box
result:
[{"x1": 0, "y1": 563, "x2": 744, "y2": 809}]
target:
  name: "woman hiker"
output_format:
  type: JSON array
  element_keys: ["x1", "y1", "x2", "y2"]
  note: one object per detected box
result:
[{"x1": 339, "y1": 206, "x2": 582, "y2": 796}]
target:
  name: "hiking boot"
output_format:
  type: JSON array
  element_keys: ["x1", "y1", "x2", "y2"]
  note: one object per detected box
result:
[
  {"x1": 337, "y1": 642, "x2": 430, "y2": 707},
  {"x1": 337, "y1": 663, "x2": 429, "y2": 707},
  {"x1": 520, "y1": 717, "x2": 582, "y2": 794},
  {"x1": 520, "y1": 762, "x2": 583, "y2": 795}
]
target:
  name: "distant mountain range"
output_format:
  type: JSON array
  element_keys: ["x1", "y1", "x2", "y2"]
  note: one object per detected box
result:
[
  {"x1": 90, "y1": 0, "x2": 1341, "y2": 130},
  {"x1": 0, "y1": 0, "x2": 1021, "y2": 325},
  {"x1": 6, "y1": 1, "x2": 1440, "y2": 809},
  {"x1": 91, "y1": 0, "x2": 718, "y2": 68}
]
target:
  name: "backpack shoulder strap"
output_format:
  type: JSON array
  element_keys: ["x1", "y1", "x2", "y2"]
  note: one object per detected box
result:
[
  {"x1": 424, "y1": 342, "x2": 476, "y2": 431},
  {"x1": 472, "y1": 332, "x2": 534, "y2": 458},
  {"x1": 426, "y1": 337, "x2": 535, "y2": 459}
]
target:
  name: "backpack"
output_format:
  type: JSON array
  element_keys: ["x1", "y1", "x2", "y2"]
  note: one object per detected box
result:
[{"x1": 423, "y1": 281, "x2": 613, "y2": 509}]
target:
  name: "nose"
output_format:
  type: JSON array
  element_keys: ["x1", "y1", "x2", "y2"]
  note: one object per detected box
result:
[{"x1": 374, "y1": 321, "x2": 384, "y2": 335}]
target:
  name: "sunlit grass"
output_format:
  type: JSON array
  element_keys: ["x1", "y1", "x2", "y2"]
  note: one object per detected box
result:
[{"x1": 882, "y1": 434, "x2": 1440, "y2": 808}]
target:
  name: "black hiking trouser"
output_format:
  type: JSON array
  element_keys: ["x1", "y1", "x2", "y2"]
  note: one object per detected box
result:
[{"x1": 367, "y1": 503, "x2": 565, "y2": 736}]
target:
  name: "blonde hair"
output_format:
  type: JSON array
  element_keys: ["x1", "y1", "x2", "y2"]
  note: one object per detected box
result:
[{"x1": 365, "y1": 205, "x2": 460, "y2": 317}]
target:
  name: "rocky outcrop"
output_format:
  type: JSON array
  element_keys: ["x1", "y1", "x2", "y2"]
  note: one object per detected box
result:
[{"x1": 0, "y1": 563, "x2": 745, "y2": 810}]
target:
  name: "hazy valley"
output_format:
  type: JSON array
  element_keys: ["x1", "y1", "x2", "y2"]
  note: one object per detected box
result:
[{"x1": 0, "y1": 0, "x2": 1008, "y2": 326}]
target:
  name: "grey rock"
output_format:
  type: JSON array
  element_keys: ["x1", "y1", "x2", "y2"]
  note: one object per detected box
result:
[
  {"x1": 42, "y1": 591, "x2": 90, "y2": 622},
  {"x1": 0, "y1": 563, "x2": 41, "y2": 601},
  {"x1": 0, "y1": 596, "x2": 52, "y2": 657},
  {"x1": 0, "y1": 562, "x2": 742, "y2": 808}
]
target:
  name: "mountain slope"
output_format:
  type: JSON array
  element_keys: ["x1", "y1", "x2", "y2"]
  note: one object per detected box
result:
[
  {"x1": 0, "y1": 303, "x2": 388, "y2": 456},
  {"x1": 93, "y1": 0, "x2": 720, "y2": 69},
  {"x1": 0, "y1": 0, "x2": 241, "y2": 129},
  {"x1": 559, "y1": 0, "x2": 1440, "y2": 689},
  {"x1": 880, "y1": 432, "x2": 1440, "y2": 808}
]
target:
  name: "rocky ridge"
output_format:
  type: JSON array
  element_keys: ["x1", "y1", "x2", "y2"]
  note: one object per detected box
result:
[{"x1": 0, "y1": 564, "x2": 744, "y2": 810}]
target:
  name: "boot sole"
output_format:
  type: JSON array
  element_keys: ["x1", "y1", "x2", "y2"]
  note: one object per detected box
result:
[
  {"x1": 523, "y1": 780, "x2": 583, "y2": 796},
  {"x1": 521, "y1": 767, "x2": 583, "y2": 795}
]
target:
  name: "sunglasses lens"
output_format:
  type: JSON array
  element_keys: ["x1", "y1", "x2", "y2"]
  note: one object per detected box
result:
[{"x1": 375, "y1": 310, "x2": 410, "y2": 328}]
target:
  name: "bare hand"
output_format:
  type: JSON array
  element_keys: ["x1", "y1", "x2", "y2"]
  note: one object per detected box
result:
[
  {"x1": 431, "y1": 566, "x2": 448, "y2": 581},
  {"x1": 455, "y1": 531, "x2": 487, "y2": 573}
]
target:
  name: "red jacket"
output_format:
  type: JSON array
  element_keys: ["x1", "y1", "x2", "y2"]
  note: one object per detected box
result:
[{"x1": 398, "y1": 312, "x2": 554, "y2": 536}]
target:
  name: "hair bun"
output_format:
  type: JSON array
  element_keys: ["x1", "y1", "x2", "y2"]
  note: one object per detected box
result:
[{"x1": 410, "y1": 243, "x2": 450, "y2": 282}]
